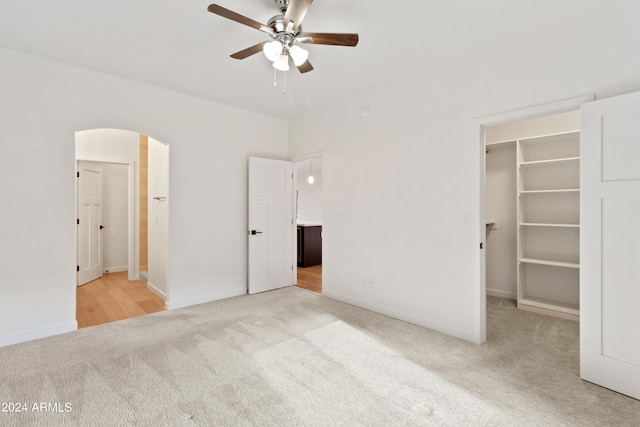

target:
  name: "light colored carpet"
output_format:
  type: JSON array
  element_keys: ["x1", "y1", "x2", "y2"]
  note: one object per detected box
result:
[{"x1": 0, "y1": 288, "x2": 638, "y2": 426}]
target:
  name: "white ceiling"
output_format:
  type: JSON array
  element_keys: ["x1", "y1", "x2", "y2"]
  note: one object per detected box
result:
[{"x1": 0, "y1": 0, "x2": 610, "y2": 119}]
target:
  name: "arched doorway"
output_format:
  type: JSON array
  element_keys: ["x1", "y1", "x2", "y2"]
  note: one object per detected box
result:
[{"x1": 75, "y1": 129, "x2": 169, "y2": 327}]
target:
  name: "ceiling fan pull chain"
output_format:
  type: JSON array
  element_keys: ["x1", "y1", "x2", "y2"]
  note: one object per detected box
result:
[
  {"x1": 283, "y1": 70, "x2": 287, "y2": 94},
  {"x1": 273, "y1": 67, "x2": 277, "y2": 86}
]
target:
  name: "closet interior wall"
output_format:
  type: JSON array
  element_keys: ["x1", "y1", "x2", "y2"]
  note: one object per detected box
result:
[{"x1": 485, "y1": 141, "x2": 517, "y2": 299}]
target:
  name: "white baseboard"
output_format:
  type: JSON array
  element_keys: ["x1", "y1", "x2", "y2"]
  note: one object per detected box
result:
[
  {"x1": 166, "y1": 288, "x2": 246, "y2": 310},
  {"x1": 322, "y1": 290, "x2": 478, "y2": 344},
  {"x1": 486, "y1": 288, "x2": 516, "y2": 300},
  {"x1": 103, "y1": 266, "x2": 127, "y2": 273},
  {"x1": 146, "y1": 281, "x2": 167, "y2": 302},
  {"x1": 0, "y1": 321, "x2": 77, "y2": 348}
]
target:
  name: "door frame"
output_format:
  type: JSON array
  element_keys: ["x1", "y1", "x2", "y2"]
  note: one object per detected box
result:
[
  {"x1": 289, "y1": 151, "x2": 325, "y2": 287},
  {"x1": 474, "y1": 94, "x2": 594, "y2": 344},
  {"x1": 76, "y1": 157, "x2": 136, "y2": 282}
]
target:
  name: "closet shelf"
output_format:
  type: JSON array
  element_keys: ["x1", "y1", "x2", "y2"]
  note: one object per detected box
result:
[
  {"x1": 486, "y1": 140, "x2": 516, "y2": 147},
  {"x1": 519, "y1": 258, "x2": 580, "y2": 269},
  {"x1": 519, "y1": 223, "x2": 579, "y2": 228},
  {"x1": 519, "y1": 156, "x2": 580, "y2": 166},
  {"x1": 519, "y1": 297, "x2": 580, "y2": 316},
  {"x1": 519, "y1": 189, "x2": 580, "y2": 194},
  {"x1": 518, "y1": 130, "x2": 580, "y2": 144},
  {"x1": 485, "y1": 130, "x2": 580, "y2": 147}
]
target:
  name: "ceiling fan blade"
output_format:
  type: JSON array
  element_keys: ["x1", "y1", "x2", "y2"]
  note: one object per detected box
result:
[
  {"x1": 298, "y1": 32, "x2": 359, "y2": 47},
  {"x1": 283, "y1": 0, "x2": 313, "y2": 32},
  {"x1": 207, "y1": 4, "x2": 264, "y2": 31},
  {"x1": 230, "y1": 42, "x2": 267, "y2": 60},
  {"x1": 296, "y1": 60, "x2": 314, "y2": 73}
]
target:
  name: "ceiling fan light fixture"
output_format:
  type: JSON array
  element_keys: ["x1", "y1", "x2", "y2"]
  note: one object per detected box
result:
[
  {"x1": 273, "y1": 53, "x2": 290, "y2": 71},
  {"x1": 207, "y1": 2, "x2": 360, "y2": 75},
  {"x1": 263, "y1": 40, "x2": 283, "y2": 62},
  {"x1": 288, "y1": 45, "x2": 309, "y2": 66}
]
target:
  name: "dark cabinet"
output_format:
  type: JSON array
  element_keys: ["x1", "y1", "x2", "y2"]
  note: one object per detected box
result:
[{"x1": 297, "y1": 225, "x2": 322, "y2": 267}]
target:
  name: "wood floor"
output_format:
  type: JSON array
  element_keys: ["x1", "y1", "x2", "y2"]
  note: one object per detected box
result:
[
  {"x1": 76, "y1": 271, "x2": 165, "y2": 329},
  {"x1": 295, "y1": 265, "x2": 322, "y2": 294}
]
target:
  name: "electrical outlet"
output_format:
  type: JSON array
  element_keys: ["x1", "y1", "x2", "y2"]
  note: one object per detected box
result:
[
  {"x1": 193, "y1": 274, "x2": 200, "y2": 284},
  {"x1": 365, "y1": 277, "x2": 375, "y2": 289}
]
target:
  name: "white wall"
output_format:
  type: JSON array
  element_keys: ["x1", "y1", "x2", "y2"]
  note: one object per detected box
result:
[
  {"x1": 147, "y1": 137, "x2": 168, "y2": 299},
  {"x1": 76, "y1": 129, "x2": 140, "y2": 161},
  {"x1": 0, "y1": 47, "x2": 287, "y2": 347},
  {"x1": 296, "y1": 159, "x2": 323, "y2": 223},
  {"x1": 288, "y1": 0, "x2": 640, "y2": 343},
  {"x1": 102, "y1": 163, "x2": 129, "y2": 272}
]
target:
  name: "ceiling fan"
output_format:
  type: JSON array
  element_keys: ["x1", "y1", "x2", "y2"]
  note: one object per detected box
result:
[{"x1": 207, "y1": 0, "x2": 359, "y2": 73}]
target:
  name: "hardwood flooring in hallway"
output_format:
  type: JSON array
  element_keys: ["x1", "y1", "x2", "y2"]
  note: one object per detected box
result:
[
  {"x1": 76, "y1": 271, "x2": 165, "y2": 328},
  {"x1": 295, "y1": 265, "x2": 322, "y2": 294}
]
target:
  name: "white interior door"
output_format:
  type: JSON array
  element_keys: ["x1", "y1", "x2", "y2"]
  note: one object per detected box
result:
[
  {"x1": 248, "y1": 156, "x2": 294, "y2": 294},
  {"x1": 581, "y1": 91, "x2": 640, "y2": 399},
  {"x1": 77, "y1": 161, "x2": 104, "y2": 286}
]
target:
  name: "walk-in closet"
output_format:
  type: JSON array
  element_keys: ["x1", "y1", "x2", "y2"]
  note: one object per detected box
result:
[{"x1": 485, "y1": 111, "x2": 580, "y2": 320}]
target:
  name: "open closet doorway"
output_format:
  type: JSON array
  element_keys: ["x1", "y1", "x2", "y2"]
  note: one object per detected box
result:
[
  {"x1": 484, "y1": 110, "x2": 581, "y2": 322},
  {"x1": 75, "y1": 129, "x2": 169, "y2": 328},
  {"x1": 476, "y1": 95, "x2": 592, "y2": 343},
  {"x1": 294, "y1": 157, "x2": 323, "y2": 294},
  {"x1": 478, "y1": 93, "x2": 640, "y2": 399}
]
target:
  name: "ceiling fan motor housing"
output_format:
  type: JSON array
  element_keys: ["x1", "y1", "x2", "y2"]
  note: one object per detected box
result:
[
  {"x1": 267, "y1": 15, "x2": 286, "y2": 33},
  {"x1": 267, "y1": 15, "x2": 302, "y2": 39}
]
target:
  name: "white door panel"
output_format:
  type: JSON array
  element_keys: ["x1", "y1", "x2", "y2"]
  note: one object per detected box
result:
[
  {"x1": 601, "y1": 109, "x2": 640, "y2": 181},
  {"x1": 77, "y1": 162, "x2": 103, "y2": 286},
  {"x1": 581, "y1": 91, "x2": 640, "y2": 399},
  {"x1": 248, "y1": 157, "x2": 293, "y2": 294},
  {"x1": 601, "y1": 198, "x2": 640, "y2": 365}
]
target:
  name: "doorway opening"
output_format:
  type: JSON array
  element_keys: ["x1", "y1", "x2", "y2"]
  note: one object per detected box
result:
[
  {"x1": 477, "y1": 95, "x2": 593, "y2": 343},
  {"x1": 485, "y1": 110, "x2": 581, "y2": 319},
  {"x1": 75, "y1": 129, "x2": 169, "y2": 328},
  {"x1": 294, "y1": 157, "x2": 323, "y2": 294}
]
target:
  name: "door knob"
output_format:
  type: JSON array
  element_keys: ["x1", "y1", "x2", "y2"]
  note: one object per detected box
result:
[
  {"x1": 100, "y1": 225, "x2": 105, "y2": 230},
  {"x1": 250, "y1": 230, "x2": 262, "y2": 235}
]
